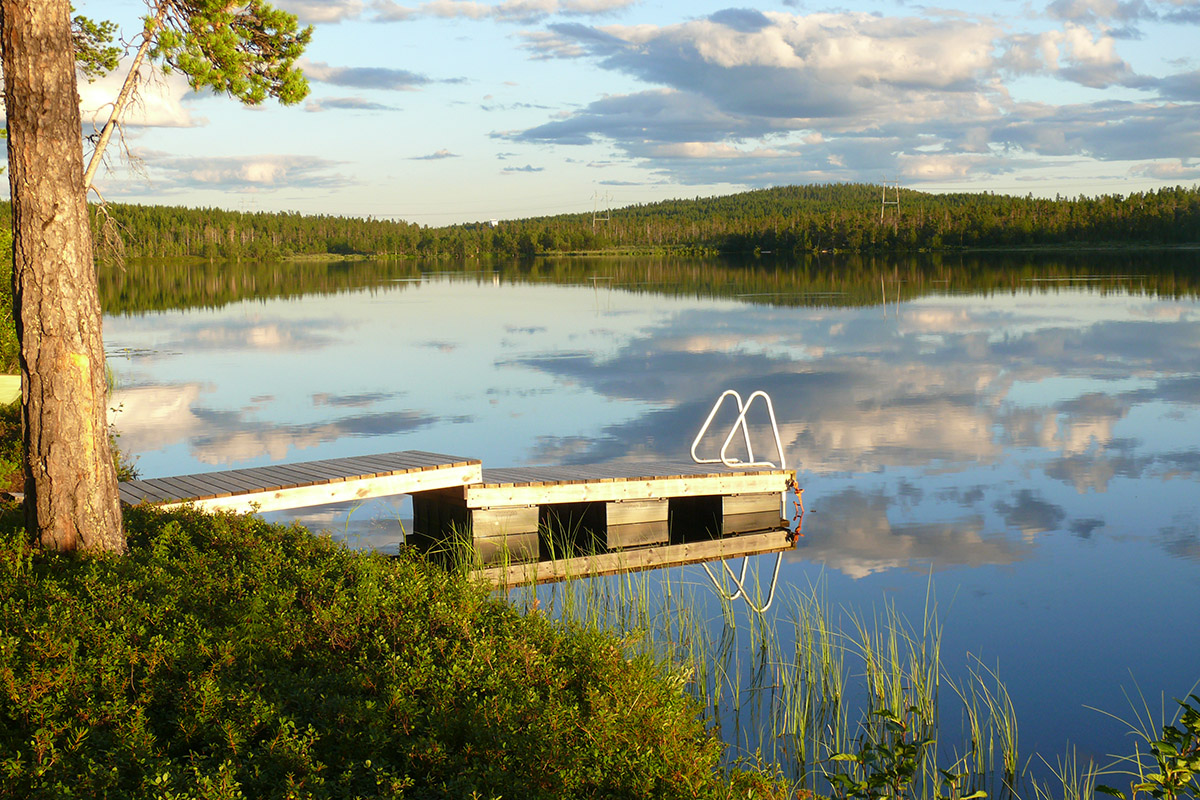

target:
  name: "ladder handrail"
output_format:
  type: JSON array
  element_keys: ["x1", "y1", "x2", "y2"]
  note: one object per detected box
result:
[
  {"x1": 719, "y1": 390, "x2": 786, "y2": 470},
  {"x1": 691, "y1": 389, "x2": 786, "y2": 470}
]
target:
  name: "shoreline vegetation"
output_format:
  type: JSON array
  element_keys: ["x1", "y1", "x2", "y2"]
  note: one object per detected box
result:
[
  {"x1": 4, "y1": 482, "x2": 1199, "y2": 799},
  {"x1": 0, "y1": 504, "x2": 787, "y2": 799},
  {"x1": 2, "y1": 182, "x2": 1197, "y2": 263}
]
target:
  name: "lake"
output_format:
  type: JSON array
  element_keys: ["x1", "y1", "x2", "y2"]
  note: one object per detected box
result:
[{"x1": 104, "y1": 253, "x2": 1200, "y2": 784}]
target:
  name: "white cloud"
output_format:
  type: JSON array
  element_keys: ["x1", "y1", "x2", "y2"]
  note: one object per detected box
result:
[
  {"x1": 77, "y1": 61, "x2": 204, "y2": 129},
  {"x1": 373, "y1": 0, "x2": 635, "y2": 22},
  {"x1": 1046, "y1": 23, "x2": 1137, "y2": 87},
  {"x1": 277, "y1": 0, "x2": 366, "y2": 23},
  {"x1": 300, "y1": 59, "x2": 432, "y2": 90},
  {"x1": 507, "y1": 7, "x2": 1198, "y2": 188},
  {"x1": 1130, "y1": 159, "x2": 1200, "y2": 178},
  {"x1": 141, "y1": 154, "x2": 353, "y2": 193}
]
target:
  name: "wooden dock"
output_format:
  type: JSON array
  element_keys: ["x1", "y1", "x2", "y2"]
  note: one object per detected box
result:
[
  {"x1": 118, "y1": 451, "x2": 482, "y2": 514},
  {"x1": 120, "y1": 450, "x2": 796, "y2": 568}
]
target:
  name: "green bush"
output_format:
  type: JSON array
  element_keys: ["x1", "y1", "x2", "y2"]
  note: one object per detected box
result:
[{"x1": 0, "y1": 505, "x2": 781, "y2": 799}]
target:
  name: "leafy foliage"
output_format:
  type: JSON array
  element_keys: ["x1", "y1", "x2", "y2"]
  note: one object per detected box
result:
[
  {"x1": 1098, "y1": 696, "x2": 1200, "y2": 800},
  {"x1": 0, "y1": 505, "x2": 783, "y2": 798},
  {"x1": 826, "y1": 707, "x2": 987, "y2": 800},
  {"x1": 148, "y1": 0, "x2": 311, "y2": 106},
  {"x1": 71, "y1": 13, "x2": 121, "y2": 80}
]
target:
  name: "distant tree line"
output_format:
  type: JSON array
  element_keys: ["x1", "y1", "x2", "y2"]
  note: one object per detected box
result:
[{"x1": 3, "y1": 183, "x2": 1198, "y2": 263}]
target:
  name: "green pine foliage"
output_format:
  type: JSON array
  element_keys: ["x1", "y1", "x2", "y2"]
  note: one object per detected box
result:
[
  {"x1": 149, "y1": 0, "x2": 311, "y2": 106},
  {"x1": 0, "y1": 505, "x2": 784, "y2": 799},
  {"x1": 42, "y1": 183, "x2": 1200, "y2": 261}
]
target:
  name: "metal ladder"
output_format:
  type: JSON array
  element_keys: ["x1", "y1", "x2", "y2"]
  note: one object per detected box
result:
[{"x1": 690, "y1": 389, "x2": 789, "y2": 613}]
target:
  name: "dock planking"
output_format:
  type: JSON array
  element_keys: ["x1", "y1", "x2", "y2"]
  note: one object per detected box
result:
[{"x1": 119, "y1": 451, "x2": 483, "y2": 514}]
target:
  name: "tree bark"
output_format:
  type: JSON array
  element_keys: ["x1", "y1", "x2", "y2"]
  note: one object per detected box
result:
[{"x1": 2, "y1": 0, "x2": 125, "y2": 551}]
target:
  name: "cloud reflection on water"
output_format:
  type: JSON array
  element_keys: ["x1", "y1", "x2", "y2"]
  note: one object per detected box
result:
[
  {"x1": 792, "y1": 487, "x2": 1029, "y2": 579},
  {"x1": 106, "y1": 278, "x2": 1200, "y2": 574}
]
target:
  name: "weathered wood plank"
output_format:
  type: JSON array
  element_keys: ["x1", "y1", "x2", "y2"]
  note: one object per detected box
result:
[
  {"x1": 464, "y1": 471, "x2": 790, "y2": 506},
  {"x1": 161, "y1": 474, "x2": 230, "y2": 500},
  {"x1": 161, "y1": 462, "x2": 483, "y2": 514},
  {"x1": 607, "y1": 498, "x2": 668, "y2": 526},
  {"x1": 116, "y1": 481, "x2": 155, "y2": 504},
  {"x1": 172, "y1": 472, "x2": 239, "y2": 499},
  {"x1": 143, "y1": 479, "x2": 202, "y2": 503},
  {"x1": 721, "y1": 493, "x2": 784, "y2": 535},
  {"x1": 191, "y1": 469, "x2": 271, "y2": 494},
  {"x1": 724, "y1": 492, "x2": 781, "y2": 516},
  {"x1": 723, "y1": 510, "x2": 786, "y2": 535},
  {"x1": 470, "y1": 505, "x2": 538, "y2": 538},
  {"x1": 477, "y1": 529, "x2": 793, "y2": 587}
]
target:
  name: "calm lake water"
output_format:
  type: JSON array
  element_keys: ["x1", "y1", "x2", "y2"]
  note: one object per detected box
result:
[{"x1": 104, "y1": 254, "x2": 1200, "y2": 779}]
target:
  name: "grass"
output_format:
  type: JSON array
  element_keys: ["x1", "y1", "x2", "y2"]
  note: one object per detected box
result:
[{"x1": 453, "y1": 543, "x2": 1030, "y2": 800}]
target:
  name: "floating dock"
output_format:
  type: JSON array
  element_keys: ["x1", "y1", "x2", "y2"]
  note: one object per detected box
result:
[{"x1": 119, "y1": 450, "x2": 797, "y2": 570}]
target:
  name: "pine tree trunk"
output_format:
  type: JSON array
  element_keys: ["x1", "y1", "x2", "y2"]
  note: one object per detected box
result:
[{"x1": 1, "y1": 0, "x2": 125, "y2": 551}]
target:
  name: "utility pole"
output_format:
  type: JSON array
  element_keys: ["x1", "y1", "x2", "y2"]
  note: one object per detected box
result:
[
  {"x1": 880, "y1": 179, "x2": 900, "y2": 224},
  {"x1": 592, "y1": 190, "x2": 612, "y2": 233}
]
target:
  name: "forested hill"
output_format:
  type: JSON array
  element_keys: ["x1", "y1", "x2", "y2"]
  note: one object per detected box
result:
[{"x1": 9, "y1": 182, "x2": 1198, "y2": 260}]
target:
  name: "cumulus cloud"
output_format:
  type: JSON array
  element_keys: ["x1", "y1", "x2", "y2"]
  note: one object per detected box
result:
[
  {"x1": 1045, "y1": 0, "x2": 1200, "y2": 31},
  {"x1": 300, "y1": 59, "x2": 433, "y2": 90},
  {"x1": 143, "y1": 153, "x2": 352, "y2": 193},
  {"x1": 411, "y1": 149, "x2": 461, "y2": 159},
  {"x1": 1155, "y1": 68, "x2": 1200, "y2": 100},
  {"x1": 501, "y1": 7, "x2": 1199, "y2": 187},
  {"x1": 1129, "y1": 159, "x2": 1200, "y2": 179},
  {"x1": 277, "y1": 0, "x2": 366, "y2": 23},
  {"x1": 373, "y1": 0, "x2": 637, "y2": 23},
  {"x1": 1045, "y1": 23, "x2": 1140, "y2": 87},
  {"x1": 77, "y1": 61, "x2": 204, "y2": 129},
  {"x1": 305, "y1": 96, "x2": 398, "y2": 112}
]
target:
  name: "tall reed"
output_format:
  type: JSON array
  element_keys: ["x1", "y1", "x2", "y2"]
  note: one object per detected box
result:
[{"x1": 436, "y1": 531, "x2": 1029, "y2": 798}]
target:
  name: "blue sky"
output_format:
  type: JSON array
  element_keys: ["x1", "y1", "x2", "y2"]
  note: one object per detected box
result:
[{"x1": 48, "y1": 0, "x2": 1200, "y2": 225}]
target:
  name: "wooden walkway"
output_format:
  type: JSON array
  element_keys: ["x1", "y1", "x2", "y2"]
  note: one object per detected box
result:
[
  {"x1": 118, "y1": 451, "x2": 482, "y2": 514},
  {"x1": 121, "y1": 451, "x2": 795, "y2": 566}
]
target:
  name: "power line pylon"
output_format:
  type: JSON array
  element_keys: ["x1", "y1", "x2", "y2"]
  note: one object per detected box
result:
[
  {"x1": 880, "y1": 179, "x2": 900, "y2": 224},
  {"x1": 592, "y1": 190, "x2": 612, "y2": 232}
]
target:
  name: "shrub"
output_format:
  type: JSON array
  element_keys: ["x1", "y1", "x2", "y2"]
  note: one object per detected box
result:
[{"x1": 0, "y1": 505, "x2": 782, "y2": 799}]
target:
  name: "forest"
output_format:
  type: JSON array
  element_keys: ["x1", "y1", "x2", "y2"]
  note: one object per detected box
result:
[{"x1": 2, "y1": 182, "x2": 1195, "y2": 262}]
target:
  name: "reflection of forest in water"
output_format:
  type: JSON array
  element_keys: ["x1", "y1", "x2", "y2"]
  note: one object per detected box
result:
[
  {"x1": 99, "y1": 250, "x2": 1200, "y2": 315},
  {"x1": 103, "y1": 250, "x2": 1200, "y2": 767}
]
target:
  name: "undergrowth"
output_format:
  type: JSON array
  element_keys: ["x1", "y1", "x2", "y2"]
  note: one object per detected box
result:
[{"x1": 0, "y1": 504, "x2": 785, "y2": 799}]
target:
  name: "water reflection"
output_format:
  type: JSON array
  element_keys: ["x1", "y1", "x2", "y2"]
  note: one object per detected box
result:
[{"x1": 104, "y1": 254, "x2": 1200, "y2": 768}]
